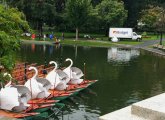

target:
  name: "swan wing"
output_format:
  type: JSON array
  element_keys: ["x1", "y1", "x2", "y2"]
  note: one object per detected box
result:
[
  {"x1": 38, "y1": 83, "x2": 51, "y2": 98},
  {"x1": 11, "y1": 85, "x2": 31, "y2": 103},
  {"x1": 12, "y1": 102, "x2": 29, "y2": 112},
  {"x1": 46, "y1": 71, "x2": 60, "y2": 88},
  {"x1": 55, "y1": 81, "x2": 67, "y2": 90},
  {"x1": 24, "y1": 79, "x2": 42, "y2": 99},
  {"x1": 37, "y1": 84, "x2": 51, "y2": 98},
  {"x1": 71, "y1": 67, "x2": 84, "y2": 79},
  {"x1": 56, "y1": 70, "x2": 68, "y2": 79},
  {"x1": 37, "y1": 91, "x2": 46, "y2": 98},
  {"x1": 0, "y1": 87, "x2": 20, "y2": 110},
  {"x1": 70, "y1": 78, "x2": 83, "y2": 84},
  {"x1": 56, "y1": 70, "x2": 70, "y2": 83},
  {"x1": 63, "y1": 67, "x2": 72, "y2": 78},
  {"x1": 36, "y1": 77, "x2": 51, "y2": 90}
]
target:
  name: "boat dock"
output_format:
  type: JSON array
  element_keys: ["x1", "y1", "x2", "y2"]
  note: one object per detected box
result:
[{"x1": 99, "y1": 92, "x2": 165, "y2": 120}]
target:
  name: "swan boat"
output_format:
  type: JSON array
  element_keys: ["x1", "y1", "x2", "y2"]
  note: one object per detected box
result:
[
  {"x1": 63, "y1": 58, "x2": 84, "y2": 84},
  {"x1": 0, "y1": 73, "x2": 38, "y2": 119},
  {"x1": 2, "y1": 62, "x2": 98, "y2": 119}
]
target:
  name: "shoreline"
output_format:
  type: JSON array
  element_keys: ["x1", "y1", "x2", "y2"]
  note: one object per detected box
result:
[
  {"x1": 21, "y1": 39, "x2": 165, "y2": 56},
  {"x1": 21, "y1": 39, "x2": 137, "y2": 48}
]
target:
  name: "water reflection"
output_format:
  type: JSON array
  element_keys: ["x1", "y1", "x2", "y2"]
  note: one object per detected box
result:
[
  {"x1": 31, "y1": 44, "x2": 35, "y2": 52},
  {"x1": 17, "y1": 44, "x2": 165, "y2": 120},
  {"x1": 107, "y1": 47, "x2": 140, "y2": 62}
]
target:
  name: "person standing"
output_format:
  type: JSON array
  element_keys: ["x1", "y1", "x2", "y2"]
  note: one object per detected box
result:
[
  {"x1": 43, "y1": 34, "x2": 46, "y2": 41},
  {"x1": 62, "y1": 32, "x2": 64, "y2": 40},
  {"x1": 31, "y1": 34, "x2": 36, "y2": 40},
  {"x1": 49, "y1": 34, "x2": 53, "y2": 40}
]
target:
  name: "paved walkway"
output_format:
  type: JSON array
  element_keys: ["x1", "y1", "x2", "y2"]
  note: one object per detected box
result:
[
  {"x1": 134, "y1": 40, "x2": 160, "y2": 48},
  {"x1": 134, "y1": 39, "x2": 165, "y2": 56}
]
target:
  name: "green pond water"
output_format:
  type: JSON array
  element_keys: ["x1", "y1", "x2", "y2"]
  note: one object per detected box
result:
[{"x1": 17, "y1": 43, "x2": 165, "y2": 120}]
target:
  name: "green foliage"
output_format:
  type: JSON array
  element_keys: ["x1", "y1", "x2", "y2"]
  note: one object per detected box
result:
[
  {"x1": 65, "y1": 0, "x2": 92, "y2": 28},
  {"x1": 65, "y1": 0, "x2": 93, "y2": 39},
  {"x1": 16, "y1": 1, "x2": 56, "y2": 25},
  {"x1": 0, "y1": 5, "x2": 30, "y2": 36},
  {"x1": 7, "y1": 0, "x2": 165, "y2": 32},
  {"x1": 0, "y1": 4, "x2": 30, "y2": 82},
  {"x1": 142, "y1": 32, "x2": 147, "y2": 36},
  {"x1": 8, "y1": 0, "x2": 57, "y2": 34},
  {"x1": 154, "y1": 9, "x2": 165, "y2": 32},
  {"x1": 96, "y1": 0, "x2": 127, "y2": 34},
  {"x1": 123, "y1": 0, "x2": 165, "y2": 27},
  {"x1": 139, "y1": 5, "x2": 164, "y2": 31}
]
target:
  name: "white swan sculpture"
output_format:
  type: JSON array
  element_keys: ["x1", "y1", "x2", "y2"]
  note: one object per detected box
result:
[
  {"x1": 11, "y1": 85, "x2": 31, "y2": 112},
  {"x1": 46, "y1": 61, "x2": 68, "y2": 90},
  {"x1": 0, "y1": 73, "x2": 30, "y2": 112},
  {"x1": 24, "y1": 67, "x2": 50, "y2": 99},
  {"x1": 56, "y1": 69, "x2": 69, "y2": 90},
  {"x1": 63, "y1": 58, "x2": 84, "y2": 84}
]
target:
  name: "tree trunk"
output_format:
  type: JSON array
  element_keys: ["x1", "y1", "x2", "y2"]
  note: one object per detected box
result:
[
  {"x1": 38, "y1": 21, "x2": 43, "y2": 40},
  {"x1": 38, "y1": 23, "x2": 41, "y2": 40},
  {"x1": 76, "y1": 28, "x2": 79, "y2": 40}
]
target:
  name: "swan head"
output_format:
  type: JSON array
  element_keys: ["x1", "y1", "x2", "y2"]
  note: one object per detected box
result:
[
  {"x1": 3, "y1": 73, "x2": 12, "y2": 79},
  {"x1": 65, "y1": 58, "x2": 72, "y2": 62},
  {"x1": 3, "y1": 73, "x2": 12, "y2": 87},
  {"x1": 28, "y1": 66, "x2": 36, "y2": 71},
  {"x1": 49, "y1": 61, "x2": 58, "y2": 70},
  {"x1": 49, "y1": 61, "x2": 56, "y2": 65},
  {"x1": 28, "y1": 66, "x2": 38, "y2": 79},
  {"x1": 65, "y1": 58, "x2": 73, "y2": 67}
]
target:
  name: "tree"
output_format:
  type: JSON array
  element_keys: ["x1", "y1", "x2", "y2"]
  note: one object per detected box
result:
[
  {"x1": 55, "y1": 0, "x2": 66, "y2": 12},
  {"x1": 139, "y1": 5, "x2": 165, "y2": 44},
  {"x1": 91, "y1": 0, "x2": 101, "y2": 6},
  {"x1": 65, "y1": 0, "x2": 92, "y2": 40},
  {"x1": 8, "y1": 0, "x2": 57, "y2": 35},
  {"x1": 139, "y1": 6, "x2": 163, "y2": 31},
  {"x1": 96, "y1": 0, "x2": 127, "y2": 36},
  {"x1": 0, "y1": 4, "x2": 30, "y2": 83},
  {"x1": 122, "y1": 0, "x2": 165, "y2": 27},
  {"x1": 155, "y1": 9, "x2": 165, "y2": 45}
]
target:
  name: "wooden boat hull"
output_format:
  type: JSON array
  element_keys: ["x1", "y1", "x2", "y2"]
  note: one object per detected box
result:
[
  {"x1": 28, "y1": 99, "x2": 57, "y2": 104},
  {"x1": 26, "y1": 104, "x2": 54, "y2": 113},
  {"x1": 25, "y1": 80, "x2": 97, "y2": 115},
  {"x1": 51, "y1": 80, "x2": 98, "y2": 101},
  {"x1": 0, "y1": 110, "x2": 39, "y2": 119},
  {"x1": 1, "y1": 79, "x2": 97, "y2": 119}
]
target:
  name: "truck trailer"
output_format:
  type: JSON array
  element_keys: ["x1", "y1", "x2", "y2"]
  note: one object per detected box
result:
[{"x1": 109, "y1": 28, "x2": 142, "y2": 41}]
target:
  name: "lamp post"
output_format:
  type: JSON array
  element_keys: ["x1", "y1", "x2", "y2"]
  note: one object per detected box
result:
[
  {"x1": 160, "y1": 31, "x2": 163, "y2": 45},
  {"x1": 159, "y1": 16, "x2": 163, "y2": 45},
  {"x1": 159, "y1": 10, "x2": 165, "y2": 45}
]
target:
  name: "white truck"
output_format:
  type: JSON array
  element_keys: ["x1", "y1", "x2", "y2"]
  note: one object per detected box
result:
[{"x1": 109, "y1": 28, "x2": 142, "y2": 41}]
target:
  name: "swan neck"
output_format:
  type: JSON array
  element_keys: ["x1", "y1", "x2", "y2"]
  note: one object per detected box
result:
[
  {"x1": 53, "y1": 62, "x2": 58, "y2": 71},
  {"x1": 33, "y1": 68, "x2": 38, "y2": 79},
  {"x1": 69, "y1": 59, "x2": 73, "y2": 67}
]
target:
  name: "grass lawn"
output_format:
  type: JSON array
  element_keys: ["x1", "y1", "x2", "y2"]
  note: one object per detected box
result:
[
  {"x1": 22, "y1": 32, "x2": 165, "y2": 47},
  {"x1": 142, "y1": 33, "x2": 165, "y2": 41},
  {"x1": 34, "y1": 31, "x2": 106, "y2": 40},
  {"x1": 116, "y1": 40, "x2": 143, "y2": 45},
  {"x1": 162, "y1": 41, "x2": 165, "y2": 45},
  {"x1": 58, "y1": 39, "x2": 113, "y2": 47}
]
